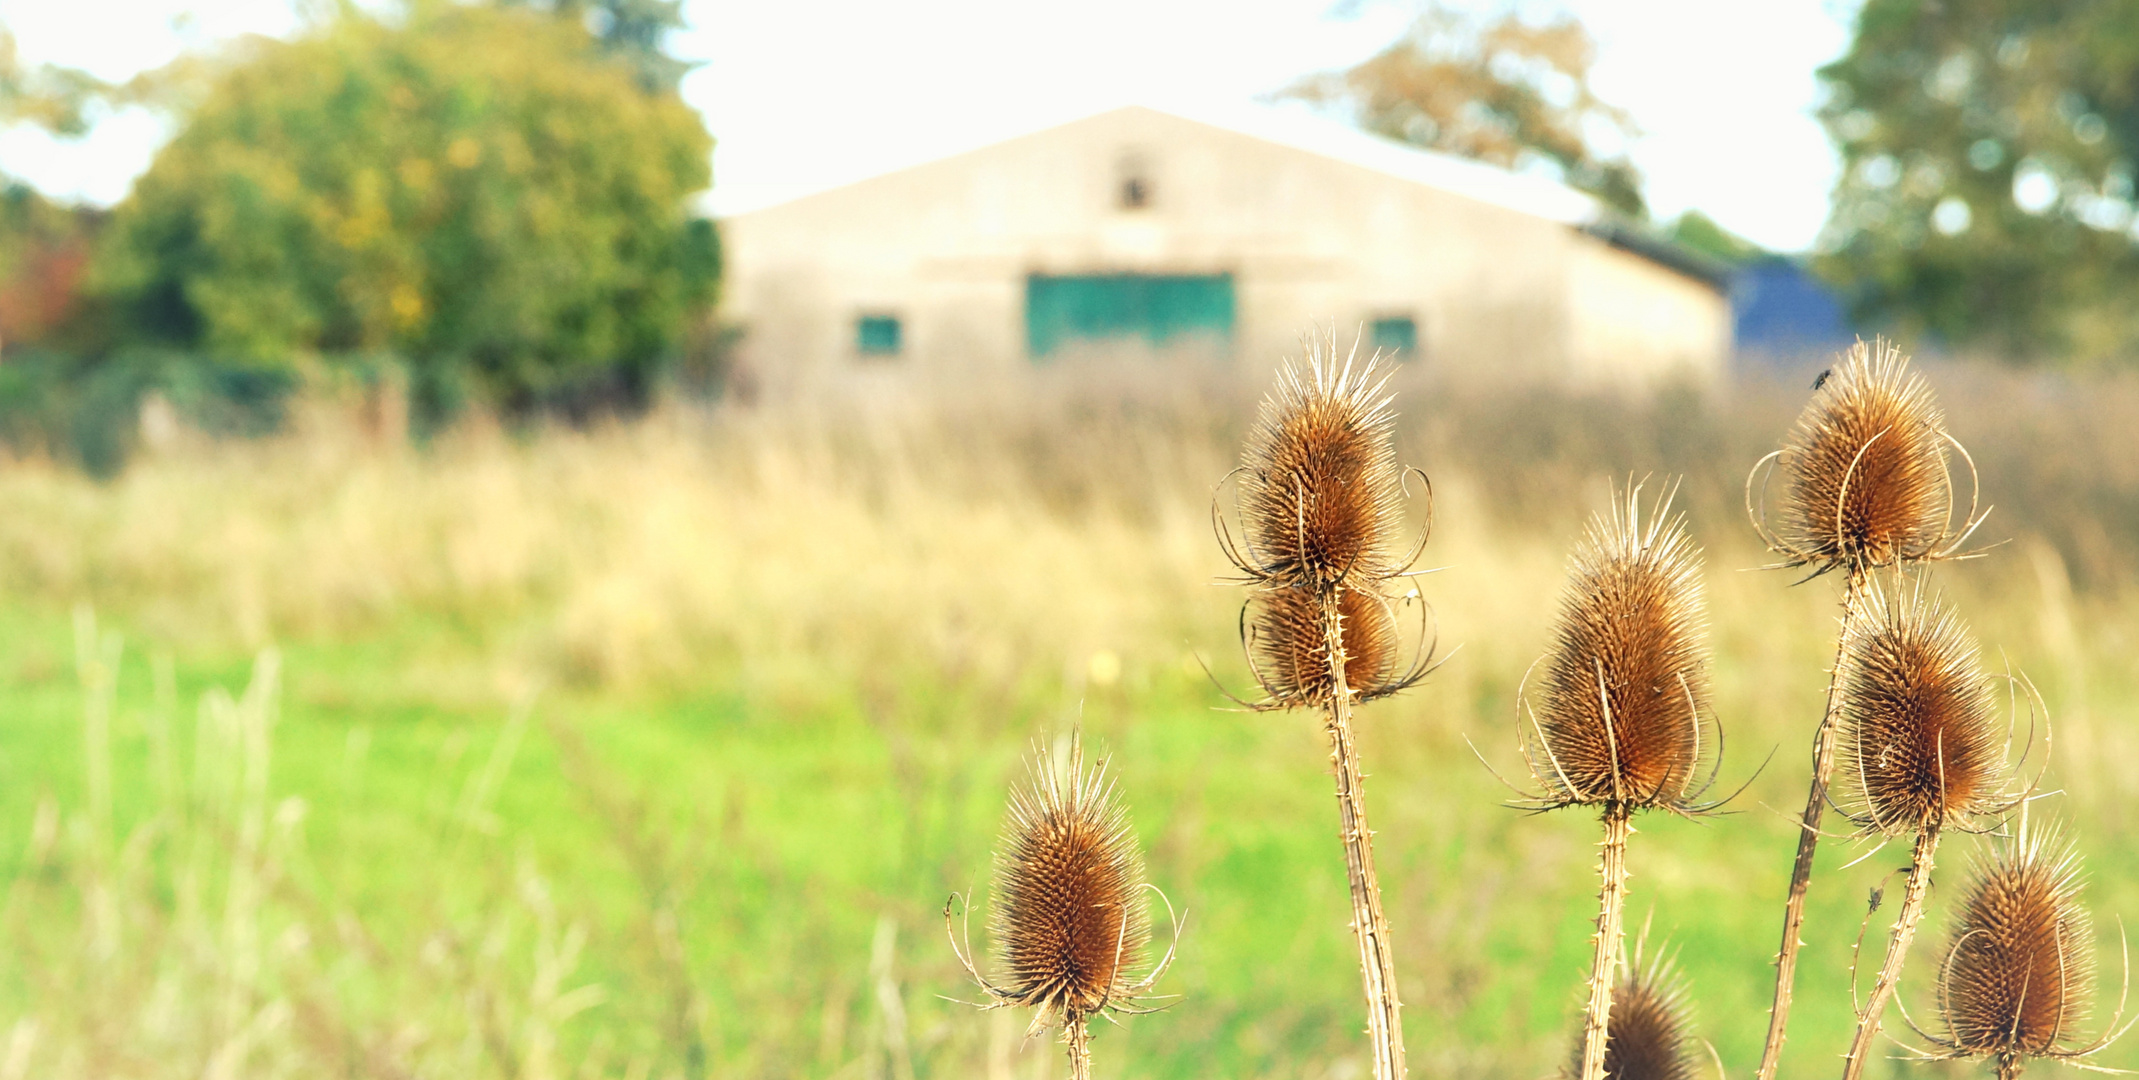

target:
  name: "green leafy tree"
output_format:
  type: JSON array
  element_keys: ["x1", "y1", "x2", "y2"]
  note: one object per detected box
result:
[
  {"x1": 0, "y1": 28, "x2": 106, "y2": 353},
  {"x1": 1668, "y1": 210, "x2": 1765, "y2": 267},
  {"x1": 507, "y1": 0, "x2": 693, "y2": 92},
  {"x1": 1284, "y1": 4, "x2": 1646, "y2": 217},
  {"x1": 0, "y1": 28, "x2": 103, "y2": 135},
  {"x1": 93, "y1": 3, "x2": 717, "y2": 417},
  {"x1": 1819, "y1": 0, "x2": 2139, "y2": 363},
  {"x1": 0, "y1": 181, "x2": 101, "y2": 344}
]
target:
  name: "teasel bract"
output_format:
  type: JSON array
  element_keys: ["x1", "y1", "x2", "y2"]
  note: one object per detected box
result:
[
  {"x1": 1216, "y1": 335, "x2": 1434, "y2": 1080},
  {"x1": 946, "y1": 735, "x2": 1178, "y2": 1080},
  {"x1": 1746, "y1": 339, "x2": 1990, "y2": 1080},
  {"x1": 1906, "y1": 823, "x2": 2132, "y2": 1080},
  {"x1": 1566, "y1": 944, "x2": 1701, "y2": 1080},
  {"x1": 1835, "y1": 578, "x2": 2024, "y2": 1080},
  {"x1": 1515, "y1": 484, "x2": 1719, "y2": 1080}
]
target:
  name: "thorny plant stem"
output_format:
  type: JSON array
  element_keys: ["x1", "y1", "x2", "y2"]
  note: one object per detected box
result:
[
  {"x1": 1758, "y1": 573, "x2": 1871, "y2": 1080},
  {"x1": 1321, "y1": 586, "x2": 1408, "y2": 1080},
  {"x1": 1997, "y1": 1053, "x2": 2024, "y2": 1080},
  {"x1": 1841, "y1": 825, "x2": 1941, "y2": 1080},
  {"x1": 1066, "y1": 1019, "x2": 1093, "y2": 1080},
  {"x1": 1579, "y1": 807, "x2": 1634, "y2": 1080}
]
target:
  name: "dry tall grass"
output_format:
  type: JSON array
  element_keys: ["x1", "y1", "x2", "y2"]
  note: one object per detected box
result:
[{"x1": 0, "y1": 358, "x2": 2134, "y2": 693}]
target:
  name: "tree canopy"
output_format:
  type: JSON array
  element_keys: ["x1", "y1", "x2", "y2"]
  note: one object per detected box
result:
[
  {"x1": 0, "y1": 29, "x2": 102, "y2": 136},
  {"x1": 1819, "y1": 0, "x2": 2139, "y2": 363},
  {"x1": 92, "y1": 3, "x2": 717, "y2": 416},
  {"x1": 507, "y1": 0, "x2": 694, "y2": 92},
  {"x1": 1284, "y1": 4, "x2": 1645, "y2": 217}
]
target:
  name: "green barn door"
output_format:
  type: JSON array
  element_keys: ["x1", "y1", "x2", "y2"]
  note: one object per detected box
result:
[{"x1": 1025, "y1": 273, "x2": 1235, "y2": 359}]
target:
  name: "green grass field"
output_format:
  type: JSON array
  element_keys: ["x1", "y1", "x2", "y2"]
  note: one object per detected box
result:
[{"x1": 1, "y1": 366, "x2": 2136, "y2": 1079}]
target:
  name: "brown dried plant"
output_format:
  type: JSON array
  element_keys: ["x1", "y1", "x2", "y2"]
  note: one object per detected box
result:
[
  {"x1": 1245, "y1": 582, "x2": 1406, "y2": 706},
  {"x1": 1214, "y1": 334, "x2": 1433, "y2": 1080},
  {"x1": 1900, "y1": 823, "x2": 2133, "y2": 1080},
  {"x1": 1512, "y1": 483, "x2": 1719, "y2": 1080},
  {"x1": 1836, "y1": 579, "x2": 2014, "y2": 839},
  {"x1": 1837, "y1": 578, "x2": 2030, "y2": 1080},
  {"x1": 1229, "y1": 340, "x2": 1410, "y2": 592},
  {"x1": 1566, "y1": 942, "x2": 1701, "y2": 1080},
  {"x1": 1749, "y1": 338, "x2": 1985, "y2": 577},
  {"x1": 1221, "y1": 338, "x2": 1437, "y2": 713},
  {"x1": 1748, "y1": 338, "x2": 1991, "y2": 1080},
  {"x1": 946, "y1": 735, "x2": 1178, "y2": 1080},
  {"x1": 1517, "y1": 483, "x2": 1715, "y2": 815}
]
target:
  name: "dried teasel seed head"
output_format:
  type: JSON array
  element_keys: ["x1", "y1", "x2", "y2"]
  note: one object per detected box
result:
[
  {"x1": 1246, "y1": 584, "x2": 1403, "y2": 708},
  {"x1": 1527, "y1": 485, "x2": 1713, "y2": 811},
  {"x1": 1837, "y1": 578, "x2": 2006, "y2": 835},
  {"x1": 1567, "y1": 952, "x2": 1699, "y2": 1080},
  {"x1": 1938, "y1": 826, "x2": 2095, "y2": 1062},
  {"x1": 1779, "y1": 339, "x2": 1954, "y2": 570},
  {"x1": 1234, "y1": 338, "x2": 1407, "y2": 590},
  {"x1": 989, "y1": 737, "x2": 1150, "y2": 1030}
]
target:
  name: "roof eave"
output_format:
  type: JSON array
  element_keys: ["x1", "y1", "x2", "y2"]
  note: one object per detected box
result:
[{"x1": 1579, "y1": 218, "x2": 1733, "y2": 290}]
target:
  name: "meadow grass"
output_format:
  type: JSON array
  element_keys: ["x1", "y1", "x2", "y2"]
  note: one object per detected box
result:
[{"x1": 0, "y1": 361, "x2": 2134, "y2": 1078}]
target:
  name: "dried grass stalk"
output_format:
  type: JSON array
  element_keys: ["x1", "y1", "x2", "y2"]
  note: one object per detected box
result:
[
  {"x1": 1217, "y1": 335, "x2": 1431, "y2": 1080},
  {"x1": 947, "y1": 736, "x2": 1175, "y2": 1080},
  {"x1": 1750, "y1": 339, "x2": 1986, "y2": 1080},
  {"x1": 1516, "y1": 484, "x2": 1716, "y2": 1080}
]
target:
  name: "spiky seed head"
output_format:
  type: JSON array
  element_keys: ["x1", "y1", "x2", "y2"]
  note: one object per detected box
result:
[
  {"x1": 1568, "y1": 953, "x2": 1699, "y2": 1080},
  {"x1": 1939, "y1": 827, "x2": 2094, "y2": 1061},
  {"x1": 1246, "y1": 584, "x2": 1402, "y2": 707},
  {"x1": 1837, "y1": 578, "x2": 2005, "y2": 834},
  {"x1": 1529, "y1": 486, "x2": 1712, "y2": 811},
  {"x1": 990, "y1": 738, "x2": 1149, "y2": 1030},
  {"x1": 1236, "y1": 339, "x2": 1405, "y2": 590},
  {"x1": 1780, "y1": 339, "x2": 1952, "y2": 570}
]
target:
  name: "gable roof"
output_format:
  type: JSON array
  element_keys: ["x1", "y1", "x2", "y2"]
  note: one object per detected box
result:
[
  {"x1": 721, "y1": 102, "x2": 1607, "y2": 225},
  {"x1": 1138, "y1": 102, "x2": 1605, "y2": 227},
  {"x1": 724, "y1": 102, "x2": 1722, "y2": 288}
]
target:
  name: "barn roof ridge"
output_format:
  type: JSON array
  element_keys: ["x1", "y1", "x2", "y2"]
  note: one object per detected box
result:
[
  {"x1": 717, "y1": 101, "x2": 1608, "y2": 225},
  {"x1": 1128, "y1": 101, "x2": 1605, "y2": 226},
  {"x1": 1141, "y1": 103, "x2": 1724, "y2": 287},
  {"x1": 721, "y1": 101, "x2": 1721, "y2": 288}
]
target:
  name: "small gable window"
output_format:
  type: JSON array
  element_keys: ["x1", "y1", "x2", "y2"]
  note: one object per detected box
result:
[
  {"x1": 1120, "y1": 174, "x2": 1150, "y2": 209},
  {"x1": 1371, "y1": 316, "x2": 1418, "y2": 359},
  {"x1": 857, "y1": 314, "x2": 902, "y2": 357},
  {"x1": 1117, "y1": 152, "x2": 1152, "y2": 210}
]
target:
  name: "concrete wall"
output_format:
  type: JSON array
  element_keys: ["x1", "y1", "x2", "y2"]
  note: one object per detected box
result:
[
  {"x1": 721, "y1": 107, "x2": 1725, "y2": 395},
  {"x1": 1564, "y1": 234, "x2": 1732, "y2": 385}
]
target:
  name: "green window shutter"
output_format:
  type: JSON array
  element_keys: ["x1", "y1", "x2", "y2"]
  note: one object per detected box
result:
[
  {"x1": 1370, "y1": 316, "x2": 1418, "y2": 359},
  {"x1": 857, "y1": 315, "x2": 902, "y2": 357},
  {"x1": 1025, "y1": 274, "x2": 1235, "y2": 359}
]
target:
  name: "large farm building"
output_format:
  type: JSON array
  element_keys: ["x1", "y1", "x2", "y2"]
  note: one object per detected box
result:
[{"x1": 719, "y1": 105, "x2": 1731, "y2": 392}]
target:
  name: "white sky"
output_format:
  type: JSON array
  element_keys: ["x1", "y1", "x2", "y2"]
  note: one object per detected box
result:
[{"x1": 0, "y1": 0, "x2": 1857, "y2": 252}]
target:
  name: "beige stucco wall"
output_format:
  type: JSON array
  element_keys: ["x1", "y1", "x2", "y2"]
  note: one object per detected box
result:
[
  {"x1": 721, "y1": 107, "x2": 1726, "y2": 395},
  {"x1": 1564, "y1": 234, "x2": 1730, "y2": 385}
]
